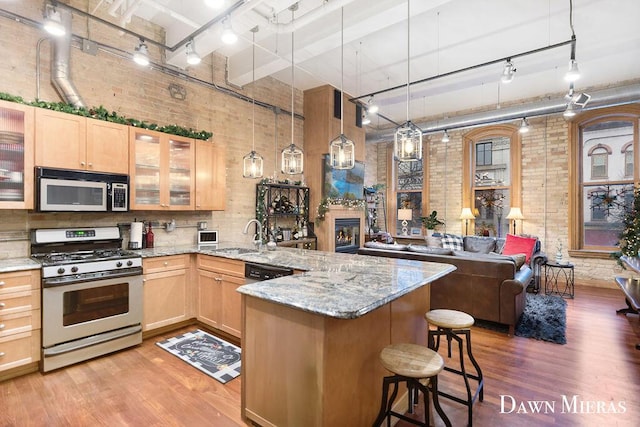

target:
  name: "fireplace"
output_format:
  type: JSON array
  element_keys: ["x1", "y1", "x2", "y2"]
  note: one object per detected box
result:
[{"x1": 335, "y1": 218, "x2": 361, "y2": 254}]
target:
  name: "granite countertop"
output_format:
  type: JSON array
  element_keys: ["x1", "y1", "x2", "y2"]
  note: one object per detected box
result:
[
  {"x1": 0, "y1": 258, "x2": 42, "y2": 273},
  {"x1": 137, "y1": 243, "x2": 456, "y2": 319},
  {"x1": 11, "y1": 243, "x2": 455, "y2": 319}
]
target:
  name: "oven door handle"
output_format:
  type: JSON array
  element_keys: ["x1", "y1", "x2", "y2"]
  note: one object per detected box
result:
[{"x1": 43, "y1": 324, "x2": 142, "y2": 356}]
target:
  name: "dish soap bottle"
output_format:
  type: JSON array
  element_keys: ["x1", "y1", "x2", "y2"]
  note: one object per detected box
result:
[{"x1": 146, "y1": 222, "x2": 154, "y2": 248}]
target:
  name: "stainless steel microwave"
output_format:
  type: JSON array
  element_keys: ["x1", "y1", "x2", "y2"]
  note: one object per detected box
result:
[{"x1": 35, "y1": 167, "x2": 129, "y2": 212}]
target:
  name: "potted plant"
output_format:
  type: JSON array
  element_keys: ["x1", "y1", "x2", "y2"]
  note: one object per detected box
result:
[{"x1": 420, "y1": 210, "x2": 444, "y2": 236}]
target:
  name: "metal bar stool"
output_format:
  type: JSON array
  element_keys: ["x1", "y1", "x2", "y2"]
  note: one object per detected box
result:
[
  {"x1": 425, "y1": 309, "x2": 484, "y2": 427},
  {"x1": 372, "y1": 343, "x2": 452, "y2": 427}
]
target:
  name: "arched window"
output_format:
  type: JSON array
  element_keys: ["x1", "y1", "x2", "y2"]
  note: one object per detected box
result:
[
  {"x1": 463, "y1": 125, "x2": 521, "y2": 237},
  {"x1": 569, "y1": 105, "x2": 639, "y2": 254},
  {"x1": 587, "y1": 144, "x2": 611, "y2": 179}
]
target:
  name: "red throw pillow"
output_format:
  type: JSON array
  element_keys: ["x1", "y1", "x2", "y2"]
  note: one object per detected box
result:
[{"x1": 502, "y1": 234, "x2": 537, "y2": 264}]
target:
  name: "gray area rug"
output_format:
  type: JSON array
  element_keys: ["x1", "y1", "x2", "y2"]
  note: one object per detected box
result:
[
  {"x1": 475, "y1": 293, "x2": 567, "y2": 344},
  {"x1": 515, "y1": 293, "x2": 567, "y2": 344}
]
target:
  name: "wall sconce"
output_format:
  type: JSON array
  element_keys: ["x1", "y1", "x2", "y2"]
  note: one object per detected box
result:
[
  {"x1": 460, "y1": 208, "x2": 476, "y2": 235},
  {"x1": 506, "y1": 207, "x2": 524, "y2": 234},
  {"x1": 398, "y1": 209, "x2": 413, "y2": 236}
]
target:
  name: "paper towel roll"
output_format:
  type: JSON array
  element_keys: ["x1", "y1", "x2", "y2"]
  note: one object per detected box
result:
[{"x1": 130, "y1": 222, "x2": 144, "y2": 249}]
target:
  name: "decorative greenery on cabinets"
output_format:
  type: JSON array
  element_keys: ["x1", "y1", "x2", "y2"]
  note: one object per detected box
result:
[{"x1": 0, "y1": 92, "x2": 213, "y2": 141}]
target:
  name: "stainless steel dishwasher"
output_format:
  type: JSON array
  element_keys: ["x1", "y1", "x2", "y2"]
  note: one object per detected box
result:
[{"x1": 244, "y1": 262, "x2": 294, "y2": 283}]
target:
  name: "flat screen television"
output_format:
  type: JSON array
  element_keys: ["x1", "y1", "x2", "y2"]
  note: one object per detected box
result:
[{"x1": 322, "y1": 154, "x2": 365, "y2": 200}]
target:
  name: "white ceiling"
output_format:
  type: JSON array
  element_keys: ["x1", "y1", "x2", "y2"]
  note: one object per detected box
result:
[{"x1": 106, "y1": 0, "x2": 640, "y2": 128}]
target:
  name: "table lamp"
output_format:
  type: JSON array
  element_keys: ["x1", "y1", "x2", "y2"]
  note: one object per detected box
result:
[
  {"x1": 398, "y1": 209, "x2": 413, "y2": 236},
  {"x1": 460, "y1": 208, "x2": 476, "y2": 235},
  {"x1": 506, "y1": 207, "x2": 524, "y2": 234}
]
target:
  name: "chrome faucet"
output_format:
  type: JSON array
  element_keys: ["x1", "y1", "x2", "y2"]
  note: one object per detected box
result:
[{"x1": 243, "y1": 219, "x2": 264, "y2": 251}]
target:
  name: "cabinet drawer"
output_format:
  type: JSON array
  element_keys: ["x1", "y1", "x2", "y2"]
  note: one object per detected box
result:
[
  {"x1": 0, "y1": 330, "x2": 41, "y2": 371},
  {"x1": 0, "y1": 310, "x2": 40, "y2": 338},
  {"x1": 0, "y1": 290, "x2": 40, "y2": 315},
  {"x1": 0, "y1": 270, "x2": 40, "y2": 295},
  {"x1": 197, "y1": 255, "x2": 244, "y2": 277},
  {"x1": 143, "y1": 255, "x2": 190, "y2": 274}
]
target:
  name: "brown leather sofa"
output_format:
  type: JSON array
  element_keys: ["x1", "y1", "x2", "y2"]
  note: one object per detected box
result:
[{"x1": 357, "y1": 242, "x2": 536, "y2": 335}]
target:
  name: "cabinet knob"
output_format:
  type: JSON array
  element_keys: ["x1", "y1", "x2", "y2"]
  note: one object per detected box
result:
[
  {"x1": 0, "y1": 302, "x2": 5, "y2": 308},
  {"x1": 0, "y1": 352, "x2": 5, "y2": 358},
  {"x1": 0, "y1": 281, "x2": 4, "y2": 286},
  {"x1": 0, "y1": 324, "x2": 4, "y2": 330},
  {"x1": 163, "y1": 262, "x2": 168, "y2": 266},
  {"x1": 80, "y1": 161, "x2": 86, "y2": 166},
  {"x1": 214, "y1": 277, "x2": 222, "y2": 282},
  {"x1": 88, "y1": 163, "x2": 93, "y2": 168}
]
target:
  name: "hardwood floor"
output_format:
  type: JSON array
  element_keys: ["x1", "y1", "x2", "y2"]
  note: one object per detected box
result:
[{"x1": 1, "y1": 285, "x2": 638, "y2": 427}]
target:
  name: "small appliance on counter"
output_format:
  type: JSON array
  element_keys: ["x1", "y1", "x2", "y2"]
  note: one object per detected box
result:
[{"x1": 198, "y1": 230, "x2": 219, "y2": 246}]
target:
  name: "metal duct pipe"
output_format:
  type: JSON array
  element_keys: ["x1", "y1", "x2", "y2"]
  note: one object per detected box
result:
[
  {"x1": 51, "y1": 7, "x2": 85, "y2": 108},
  {"x1": 366, "y1": 83, "x2": 640, "y2": 143}
]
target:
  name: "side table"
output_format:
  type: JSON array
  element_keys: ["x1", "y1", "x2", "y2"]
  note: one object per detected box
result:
[{"x1": 544, "y1": 262, "x2": 575, "y2": 298}]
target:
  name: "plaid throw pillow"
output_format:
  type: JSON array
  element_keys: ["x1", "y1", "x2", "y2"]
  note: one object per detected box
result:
[{"x1": 441, "y1": 234, "x2": 464, "y2": 251}]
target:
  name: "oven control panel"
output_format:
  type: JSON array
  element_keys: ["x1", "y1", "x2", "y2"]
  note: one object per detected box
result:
[{"x1": 65, "y1": 229, "x2": 96, "y2": 238}]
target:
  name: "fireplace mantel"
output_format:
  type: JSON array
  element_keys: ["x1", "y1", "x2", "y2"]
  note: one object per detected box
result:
[{"x1": 316, "y1": 206, "x2": 365, "y2": 252}]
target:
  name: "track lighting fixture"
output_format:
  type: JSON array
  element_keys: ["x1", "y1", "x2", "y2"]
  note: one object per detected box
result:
[
  {"x1": 519, "y1": 118, "x2": 530, "y2": 134},
  {"x1": 185, "y1": 40, "x2": 201, "y2": 65},
  {"x1": 367, "y1": 96, "x2": 379, "y2": 114},
  {"x1": 563, "y1": 103, "x2": 577, "y2": 118},
  {"x1": 565, "y1": 59, "x2": 580, "y2": 82},
  {"x1": 43, "y1": 6, "x2": 65, "y2": 37},
  {"x1": 132, "y1": 40, "x2": 149, "y2": 66},
  {"x1": 500, "y1": 59, "x2": 516, "y2": 84},
  {"x1": 441, "y1": 130, "x2": 450, "y2": 143},
  {"x1": 329, "y1": 7, "x2": 355, "y2": 170},
  {"x1": 221, "y1": 17, "x2": 238, "y2": 45},
  {"x1": 394, "y1": 0, "x2": 422, "y2": 162},
  {"x1": 243, "y1": 27, "x2": 264, "y2": 179},
  {"x1": 362, "y1": 112, "x2": 371, "y2": 126},
  {"x1": 282, "y1": 4, "x2": 303, "y2": 175},
  {"x1": 204, "y1": 0, "x2": 225, "y2": 8}
]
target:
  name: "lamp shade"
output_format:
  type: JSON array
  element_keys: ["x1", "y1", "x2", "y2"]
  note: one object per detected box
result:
[
  {"x1": 398, "y1": 208, "x2": 413, "y2": 221},
  {"x1": 460, "y1": 208, "x2": 476, "y2": 220},
  {"x1": 506, "y1": 207, "x2": 524, "y2": 220}
]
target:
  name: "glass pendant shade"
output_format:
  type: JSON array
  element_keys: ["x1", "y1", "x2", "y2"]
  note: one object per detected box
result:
[
  {"x1": 281, "y1": 143, "x2": 304, "y2": 175},
  {"x1": 330, "y1": 134, "x2": 355, "y2": 170},
  {"x1": 243, "y1": 151, "x2": 264, "y2": 178},
  {"x1": 394, "y1": 121, "x2": 423, "y2": 162}
]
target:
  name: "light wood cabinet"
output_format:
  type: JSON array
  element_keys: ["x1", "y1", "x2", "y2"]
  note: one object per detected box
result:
[
  {"x1": 195, "y1": 140, "x2": 226, "y2": 211},
  {"x1": 0, "y1": 100, "x2": 34, "y2": 209},
  {"x1": 196, "y1": 255, "x2": 244, "y2": 338},
  {"x1": 0, "y1": 269, "x2": 41, "y2": 374},
  {"x1": 35, "y1": 109, "x2": 129, "y2": 174},
  {"x1": 142, "y1": 255, "x2": 190, "y2": 331},
  {"x1": 129, "y1": 128, "x2": 195, "y2": 210}
]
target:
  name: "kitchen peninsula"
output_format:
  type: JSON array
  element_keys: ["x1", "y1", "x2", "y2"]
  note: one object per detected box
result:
[{"x1": 236, "y1": 248, "x2": 456, "y2": 427}]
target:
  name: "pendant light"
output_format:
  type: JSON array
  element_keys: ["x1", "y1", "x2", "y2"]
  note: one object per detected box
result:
[
  {"x1": 281, "y1": 3, "x2": 304, "y2": 175},
  {"x1": 329, "y1": 7, "x2": 355, "y2": 170},
  {"x1": 243, "y1": 27, "x2": 264, "y2": 179},
  {"x1": 394, "y1": 0, "x2": 422, "y2": 162}
]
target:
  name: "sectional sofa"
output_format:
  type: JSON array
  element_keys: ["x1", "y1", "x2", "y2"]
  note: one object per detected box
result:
[{"x1": 357, "y1": 234, "x2": 546, "y2": 335}]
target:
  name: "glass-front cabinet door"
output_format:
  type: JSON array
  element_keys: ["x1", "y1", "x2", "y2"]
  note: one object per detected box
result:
[
  {"x1": 168, "y1": 138, "x2": 193, "y2": 207},
  {"x1": 131, "y1": 130, "x2": 162, "y2": 208},
  {"x1": 0, "y1": 100, "x2": 34, "y2": 209},
  {"x1": 129, "y1": 128, "x2": 194, "y2": 210}
]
